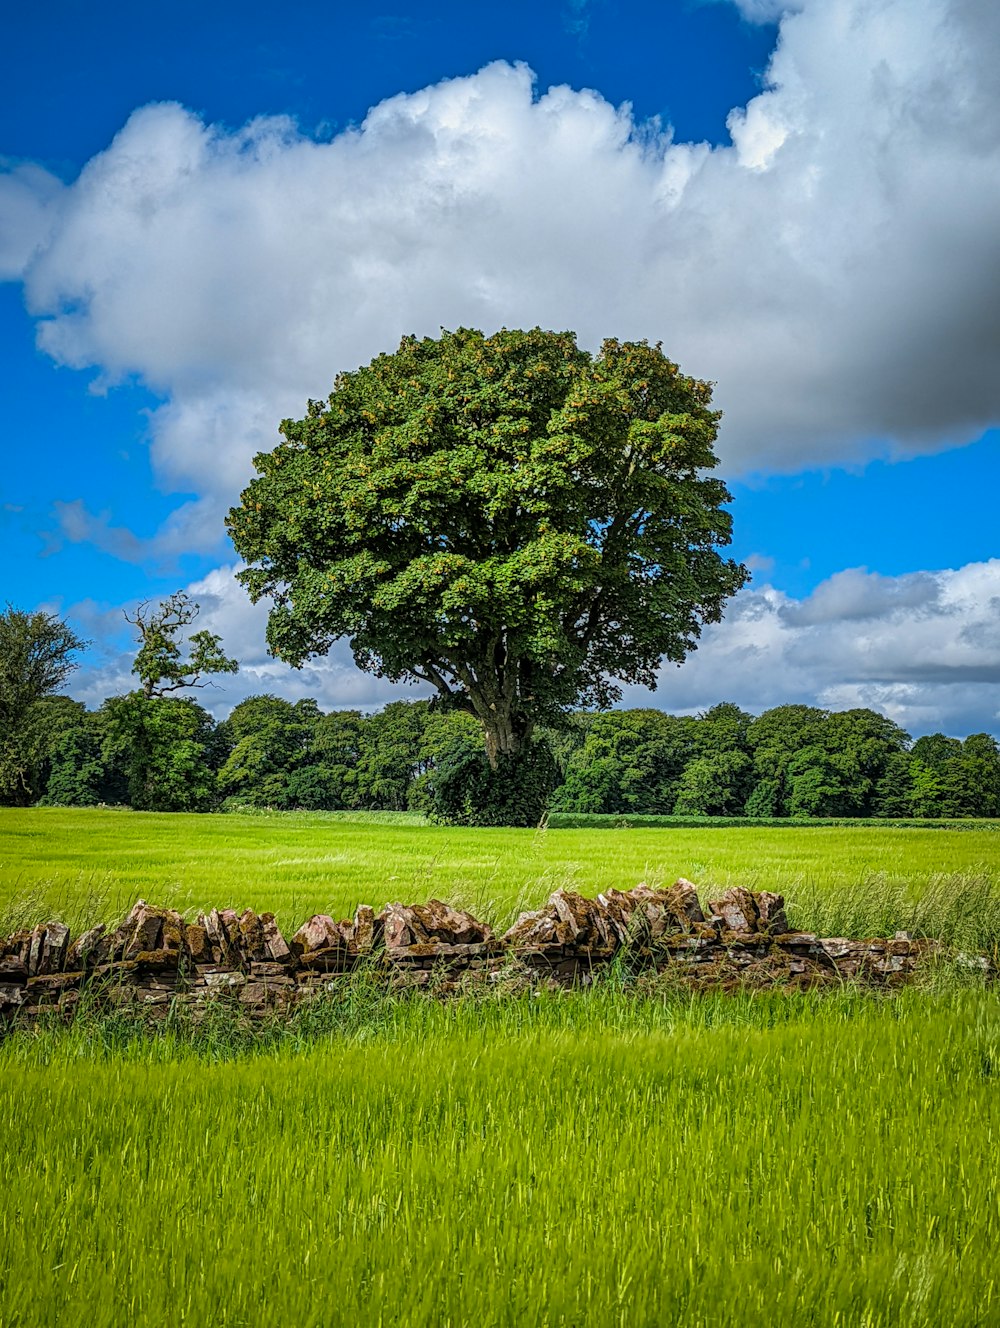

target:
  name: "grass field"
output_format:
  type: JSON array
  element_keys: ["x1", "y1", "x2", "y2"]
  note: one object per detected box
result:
[
  {"x1": 2, "y1": 988, "x2": 999, "y2": 1327},
  {"x1": 2, "y1": 808, "x2": 998, "y2": 1326},
  {"x1": 2, "y1": 806, "x2": 999, "y2": 944}
]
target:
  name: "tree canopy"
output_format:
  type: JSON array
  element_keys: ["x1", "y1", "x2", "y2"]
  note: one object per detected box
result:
[
  {"x1": 0, "y1": 606, "x2": 87, "y2": 804},
  {"x1": 228, "y1": 328, "x2": 749, "y2": 779},
  {"x1": 126, "y1": 591, "x2": 238, "y2": 700}
]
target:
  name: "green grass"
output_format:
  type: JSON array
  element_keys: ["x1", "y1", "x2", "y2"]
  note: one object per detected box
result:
[
  {"x1": 1, "y1": 807, "x2": 999, "y2": 947},
  {"x1": 1, "y1": 987, "x2": 998, "y2": 1327},
  {"x1": 2, "y1": 809, "x2": 999, "y2": 1325}
]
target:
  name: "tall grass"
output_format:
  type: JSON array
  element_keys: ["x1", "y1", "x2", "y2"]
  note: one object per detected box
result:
[
  {"x1": 1, "y1": 988, "x2": 997, "y2": 1326},
  {"x1": 1, "y1": 808, "x2": 998, "y2": 944}
]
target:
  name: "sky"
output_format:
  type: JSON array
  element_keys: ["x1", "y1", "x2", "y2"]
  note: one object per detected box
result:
[{"x1": 2, "y1": 0, "x2": 999, "y2": 738}]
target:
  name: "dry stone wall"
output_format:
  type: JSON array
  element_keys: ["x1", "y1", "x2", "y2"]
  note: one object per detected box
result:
[{"x1": 0, "y1": 882, "x2": 957, "y2": 1026}]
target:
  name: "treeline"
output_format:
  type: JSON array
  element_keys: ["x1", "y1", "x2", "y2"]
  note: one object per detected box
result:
[{"x1": 8, "y1": 693, "x2": 1000, "y2": 819}]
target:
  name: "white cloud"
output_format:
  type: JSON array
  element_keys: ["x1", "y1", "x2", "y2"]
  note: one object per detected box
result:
[
  {"x1": 67, "y1": 566, "x2": 419, "y2": 717},
  {"x1": 1, "y1": 0, "x2": 999, "y2": 556},
  {"x1": 64, "y1": 559, "x2": 1000, "y2": 737},
  {"x1": 633, "y1": 559, "x2": 1000, "y2": 736},
  {"x1": 0, "y1": 162, "x2": 64, "y2": 279},
  {"x1": 725, "y1": 0, "x2": 804, "y2": 23}
]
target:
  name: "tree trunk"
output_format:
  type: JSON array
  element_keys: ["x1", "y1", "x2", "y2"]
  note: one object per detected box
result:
[{"x1": 479, "y1": 704, "x2": 534, "y2": 770}]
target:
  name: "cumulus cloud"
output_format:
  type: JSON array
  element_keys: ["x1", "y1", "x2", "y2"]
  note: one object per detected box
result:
[
  {"x1": 0, "y1": 162, "x2": 64, "y2": 279},
  {"x1": 631, "y1": 559, "x2": 1000, "y2": 736},
  {"x1": 2, "y1": 0, "x2": 1000, "y2": 556},
  {"x1": 64, "y1": 559, "x2": 1000, "y2": 737},
  {"x1": 725, "y1": 0, "x2": 804, "y2": 23},
  {"x1": 67, "y1": 566, "x2": 419, "y2": 717}
]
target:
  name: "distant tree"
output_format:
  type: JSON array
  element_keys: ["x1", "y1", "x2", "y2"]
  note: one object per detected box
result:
[
  {"x1": 939, "y1": 734, "x2": 1000, "y2": 818},
  {"x1": 910, "y1": 733, "x2": 962, "y2": 770},
  {"x1": 228, "y1": 328, "x2": 748, "y2": 823},
  {"x1": 101, "y1": 694, "x2": 219, "y2": 812},
  {"x1": 745, "y1": 705, "x2": 828, "y2": 817},
  {"x1": 126, "y1": 591, "x2": 238, "y2": 700},
  {"x1": 908, "y1": 757, "x2": 947, "y2": 818},
  {"x1": 551, "y1": 710, "x2": 697, "y2": 815},
  {"x1": 821, "y1": 709, "x2": 910, "y2": 816},
  {"x1": 692, "y1": 702, "x2": 754, "y2": 759},
  {"x1": 36, "y1": 698, "x2": 113, "y2": 807},
  {"x1": 785, "y1": 745, "x2": 852, "y2": 818},
  {"x1": 673, "y1": 749, "x2": 752, "y2": 816},
  {"x1": 744, "y1": 777, "x2": 782, "y2": 818},
  {"x1": 216, "y1": 695, "x2": 318, "y2": 807},
  {"x1": 873, "y1": 751, "x2": 917, "y2": 818},
  {"x1": 0, "y1": 606, "x2": 87, "y2": 805},
  {"x1": 308, "y1": 709, "x2": 366, "y2": 810},
  {"x1": 354, "y1": 701, "x2": 428, "y2": 810},
  {"x1": 411, "y1": 709, "x2": 482, "y2": 815}
]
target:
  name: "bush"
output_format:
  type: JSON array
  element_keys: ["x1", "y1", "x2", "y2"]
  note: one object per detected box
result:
[{"x1": 430, "y1": 741, "x2": 559, "y2": 826}]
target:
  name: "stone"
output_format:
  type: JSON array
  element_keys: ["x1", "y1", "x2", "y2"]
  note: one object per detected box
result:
[
  {"x1": 290, "y1": 915, "x2": 345, "y2": 956},
  {"x1": 199, "y1": 909, "x2": 243, "y2": 965},
  {"x1": 27, "y1": 971, "x2": 84, "y2": 993},
  {"x1": 819, "y1": 938, "x2": 854, "y2": 959},
  {"x1": 202, "y1": 970, "x2": 245, "y2": 988},
  {"x1": 261, "y1": 913, "x2": 292, "y2": 964},
  {"x1": 407, "y1": 899, "x2": 493, "y2": 946},
  {"x1": 352, "y1": 904, "x2": 377, "y2": 953},
  {"x1": 595, "y1": 890, "x2": 636, "y2": 944},
  {"x1": 296, "y1": 947, "x2": 350, "y2": 972},
  {"x1": 381, "y1": 903, "x2": 417, "y2": 949},
  {"x1": 161, "y1": 919, "x2": 184, "y2": 954},
  {"x1": 122, "y1": 900, "x2": 166, "y2": 960},
  {"x1": 707, "y1": 888, "x2": 760, "y2": 935},
  {"x1": 501, "y1": 908, "x2": 560, "y2": 948},
  {"x1": 199, "y1": 910, "x2": 225, "y2": 963},
  {"x1": 184, "y1": 924, "x2": 211, "y2": 964},
  {"x1": 133, "y1": 949, "x2": 181, "y2": 973},
  {"x1": 39, "y1": 921, "x2": 70, "y2": 974},
  {"x1": 666, "y1": 880, "x2": 706, "y2": 927},
  {"x1": 27, "y1": 924, "x2": 46, "y2": 977},
  {"x1": 237, "y1": 910, "x2": 265, "y2": 963},
  {"x1": 0, "y1": 955, "x2": 27, "y2": 984},
  {"x1": 756, "y1": 892, "x2": 788, "y2": 935},
  {"x1": 67, "y1": 925, "x2": 106, "y2": 969},
  {"x1": 549, "y1": 891, "x2": 596, "y2": 945},
  {"x1": 218, "y1": 910, "x2": 241, "y2": 963}
]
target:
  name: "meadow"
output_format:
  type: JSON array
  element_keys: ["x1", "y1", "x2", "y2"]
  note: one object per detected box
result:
[
  {"x1": 2, "y1": 988, "x2": 999, "y2": 1326},
  {"x1": 2, "y1": 806, "x2": 999, "y2": 944},
  {"x1": 1, "y1": 808, "x2": 998, "y2": 1326}
]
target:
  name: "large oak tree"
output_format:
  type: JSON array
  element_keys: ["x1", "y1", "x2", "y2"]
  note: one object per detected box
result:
[{"x1": 228, "y1": 328, "x2": 749, "y2": 770}]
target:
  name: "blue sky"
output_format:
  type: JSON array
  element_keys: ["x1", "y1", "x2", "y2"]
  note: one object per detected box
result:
[{"x1": 2, "y1": 0, "x2": 999, "y2": 735}]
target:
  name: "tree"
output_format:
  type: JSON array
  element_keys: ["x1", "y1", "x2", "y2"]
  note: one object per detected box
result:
[
  {"x1": 35, "y1": 698, "x2": 113, "y2": 807},
  {"x1": 873, "y1": 751, "x2": 917, "y2": 818},
  {"x1": 820, "y1": 709, "x2": 910, "y2": 816},
  {"x1": 785, "y1": 745, "x2": 852, "y2": 818},
  {"x1": 745, "y1": 705, "x2": 828, "y2": 817},
  {"x1": 550, "y1": 710, "x2": 697, "y2": 815},
  {"x1": 125, "y1": 591, "x2": 238, "y2": 699},
  {"x1": 308, "y1": 709, "x2": 366, "y2": 810},
  {"x1": 101, "y1": 694, "x2": 220, "y2": 812},
  {"x1": 938, "y1": 734, "x2": 1000, "y2": 818},
  {"x1": 216, "y1": 695, "x2": 318, "y2": 807},
  {"x1": 228, "y1": 329, "x2": 748, "y2": 798},
  {"x1": 672, "y1": 750, "x2": 752, "y2": 816},
  {"x1": 0, "y1": 606, "x2": 87, "y2": 805},
  {"x1": 354, "y1": 701, "x2": 428, "y2": 810}
]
